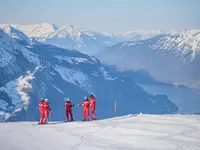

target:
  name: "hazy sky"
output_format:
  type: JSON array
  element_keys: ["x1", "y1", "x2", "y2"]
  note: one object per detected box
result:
[{"x1": 0, "y1": 0, "x2": 199, "y2": 33}]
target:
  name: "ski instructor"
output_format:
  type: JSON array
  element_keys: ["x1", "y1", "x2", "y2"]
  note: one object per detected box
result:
[
  {"x1": 78, "y1": 96, "x2": 90, "y2": 121},
  {"x1": 65, "y1": 98, "x2": 75, "y2": 121},
  {"x1": 43, "y1": 99, "x2": 51, "y2": 124},
  {"x1": 89, "y1": 95, "x2": 96, "y2": 120},
  {"x1": 39, "y1": 98, "x2": 44, "y2": 124}
]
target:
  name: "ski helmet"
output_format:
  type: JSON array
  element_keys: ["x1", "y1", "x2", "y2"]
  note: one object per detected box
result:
[
  {"x1": 66, "y1": 98, "x2": 70, "y2": 102},
  {"x1": 84, "y1": 96, "x2": 87, "y2": 100},
  {"x1": 45, "y1": 99, "x2": 48, "y2": 102},
  {"x1": 40, "y1": 98, "x2": 44, "y2": 101}
]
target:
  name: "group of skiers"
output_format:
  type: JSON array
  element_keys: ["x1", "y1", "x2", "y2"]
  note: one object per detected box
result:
[
  {"x1": 39, "y1": 98, "x2": 51, "y2": 124},
  {"x1": 38, "y1": 95, "x2": 96, "y2": 124}
]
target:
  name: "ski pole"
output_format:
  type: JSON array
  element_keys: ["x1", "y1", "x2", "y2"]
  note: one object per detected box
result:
[{"x1": 49, "y1": 111, "x2": 52, "y2": 122}]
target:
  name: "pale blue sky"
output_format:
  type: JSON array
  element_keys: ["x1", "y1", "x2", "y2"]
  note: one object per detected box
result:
[{"x1": 0, "y1": 0, "x2": 199, "y2": 33}]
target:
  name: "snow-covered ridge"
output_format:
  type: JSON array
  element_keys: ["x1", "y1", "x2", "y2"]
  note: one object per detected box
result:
[
  {"x1": 1, "y1": 23, "x2": 199, "y2": 43},
  {"x1": 0, "y1": 29, "x2": 40, "y2": 67},
  {"x1": 0, "y1": 25, "x2": 30, "y2": 43},
  {"x1": 0, "y1": 23, "x2": 58, "y2": 38},
  {"x1": 0, "y1": 29, "x2": 23, "y2": 67},
  {"x1": 0, "y1": 29, "x2": 22, "y2": 50},
  {"x1": 151, "y1": 30, "x2": 200, "y2": 61},
  {"x1": 47, "y1": 24, "x2": 77, "y2": 39},
  {"x1": 119, "y1": 30, "x2": 200, "y2": 61},
  {"x1": 121, "y1": 30, "x2": 165, "y2": 41},
  {"x1": 1, "y1": 23, "x2": 199, "y2": 55}
]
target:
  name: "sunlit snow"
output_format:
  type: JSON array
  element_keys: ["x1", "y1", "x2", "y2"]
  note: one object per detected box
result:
[{"x1": 0, "y1": 114, "x2": 200, "y2": 150}]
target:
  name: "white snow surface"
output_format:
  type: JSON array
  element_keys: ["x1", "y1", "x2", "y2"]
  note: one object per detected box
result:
[{"x1": 0, "y1": 114, "x2": 200, "y2": 150}]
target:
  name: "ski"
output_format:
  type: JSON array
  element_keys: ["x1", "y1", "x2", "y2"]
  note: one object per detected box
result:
[{"x1": 32, "y1": 119, "x2": 97, "y2": 126}]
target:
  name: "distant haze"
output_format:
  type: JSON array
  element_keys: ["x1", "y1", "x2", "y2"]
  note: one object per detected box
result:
[{"x1": 0, "y1": 0, "x2": 199, "y2": 33}]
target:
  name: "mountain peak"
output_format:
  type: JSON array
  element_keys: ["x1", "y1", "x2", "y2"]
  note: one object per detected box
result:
[
  {"x1": 60, "y1": 24, "x2": 74, "y2": 30},
  {"x1": 50, "y1": 24, "x2": 77, "y2": 38},
  {"x1": 0, "y1": 24, "x2": 30, "y2": 44},
  {"x1": 40, "y1": 23, "x2": 58, "y2": 30}
]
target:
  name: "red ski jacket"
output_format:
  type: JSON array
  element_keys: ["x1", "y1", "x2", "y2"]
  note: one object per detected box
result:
[
  {"x1": 65, "y1": 101, "x2": 74, "y2": 111},
  {"x1": 44, "y1": 102, "x2": 51, "y2": 112},
  {"x1": 79, "y1": 100, "x2": 90, "y2": 109},
  {"x1": 90, "y1": 97, "x2": 96, "y2": 110},
  {"x1": 39, "y1": 101, "x2": 44, "y2": 112}
]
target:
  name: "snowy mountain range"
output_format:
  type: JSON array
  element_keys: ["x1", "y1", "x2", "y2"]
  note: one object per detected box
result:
[
  {"x1": 0, "y1": 29, "x2": 178, "y2": 121},
  {"x1": 0, "y1": 23, "x2": 121, "y2": 55},
  {"x1": 0, "y1": 23, "x2": 168, "y2": 55},
  {"x1": 97, "y1": 30, "x2": 200, "y2": 89},
  {"x1": 1, "y1": 23, "x2": 199, "y2": 57}
]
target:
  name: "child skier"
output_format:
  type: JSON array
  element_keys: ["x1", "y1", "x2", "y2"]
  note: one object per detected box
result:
[{"x1": 65, "y1": 98, "x2": 75, "y2": 121}]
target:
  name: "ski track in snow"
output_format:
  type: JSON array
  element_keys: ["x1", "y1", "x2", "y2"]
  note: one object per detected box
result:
[{"x1": 0, "y1": 115, "x2": 200, "y2": 150}]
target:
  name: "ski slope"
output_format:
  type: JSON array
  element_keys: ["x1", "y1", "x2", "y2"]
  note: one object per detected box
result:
[{"x1": 0, "y1": 114, "x2": 200, "y2": 150}]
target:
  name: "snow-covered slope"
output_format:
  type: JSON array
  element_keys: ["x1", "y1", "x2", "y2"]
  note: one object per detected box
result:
[
  {"x1": 0, "y1": 29, "x2": 177, "y2": 121},
  {"x1": 151, "y1": 30, "x2": 200, "y2": 61},
  {"x1": 121, "y1": 29, "x2": 165, "y2": 41},
  {"x1": 1, "y1": 114, "x2": 200, "y2": 150},
  {"x1": 0, "y1": 29, "x2": 40, "y2": 120},
  {"x1": 0, "y1": 24, "x2": 31, "y2": 44},
  {"x1": 13, "y1": 23, "x2": 58, "y2": 38},
  {"x1": 97, "y1": 30, "x2": 200, "y2": 88}
]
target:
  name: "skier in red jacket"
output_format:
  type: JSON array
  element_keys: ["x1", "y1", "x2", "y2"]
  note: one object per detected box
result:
[
  {"x1": 39, "y1": 98, "x2": 44, "y2": 124},
  {"x1": 89, "y1": 95, "x2": 96, "y2": 120},
  {"x1": 78, "y1": 96, "x2": 90, "y2": 121},
  {"x1": 43, "y1": 99, "x2": 51, "y2": 124},
  {"x1": 65, "y1": 98, "x2": 75, "y2": 121}
]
